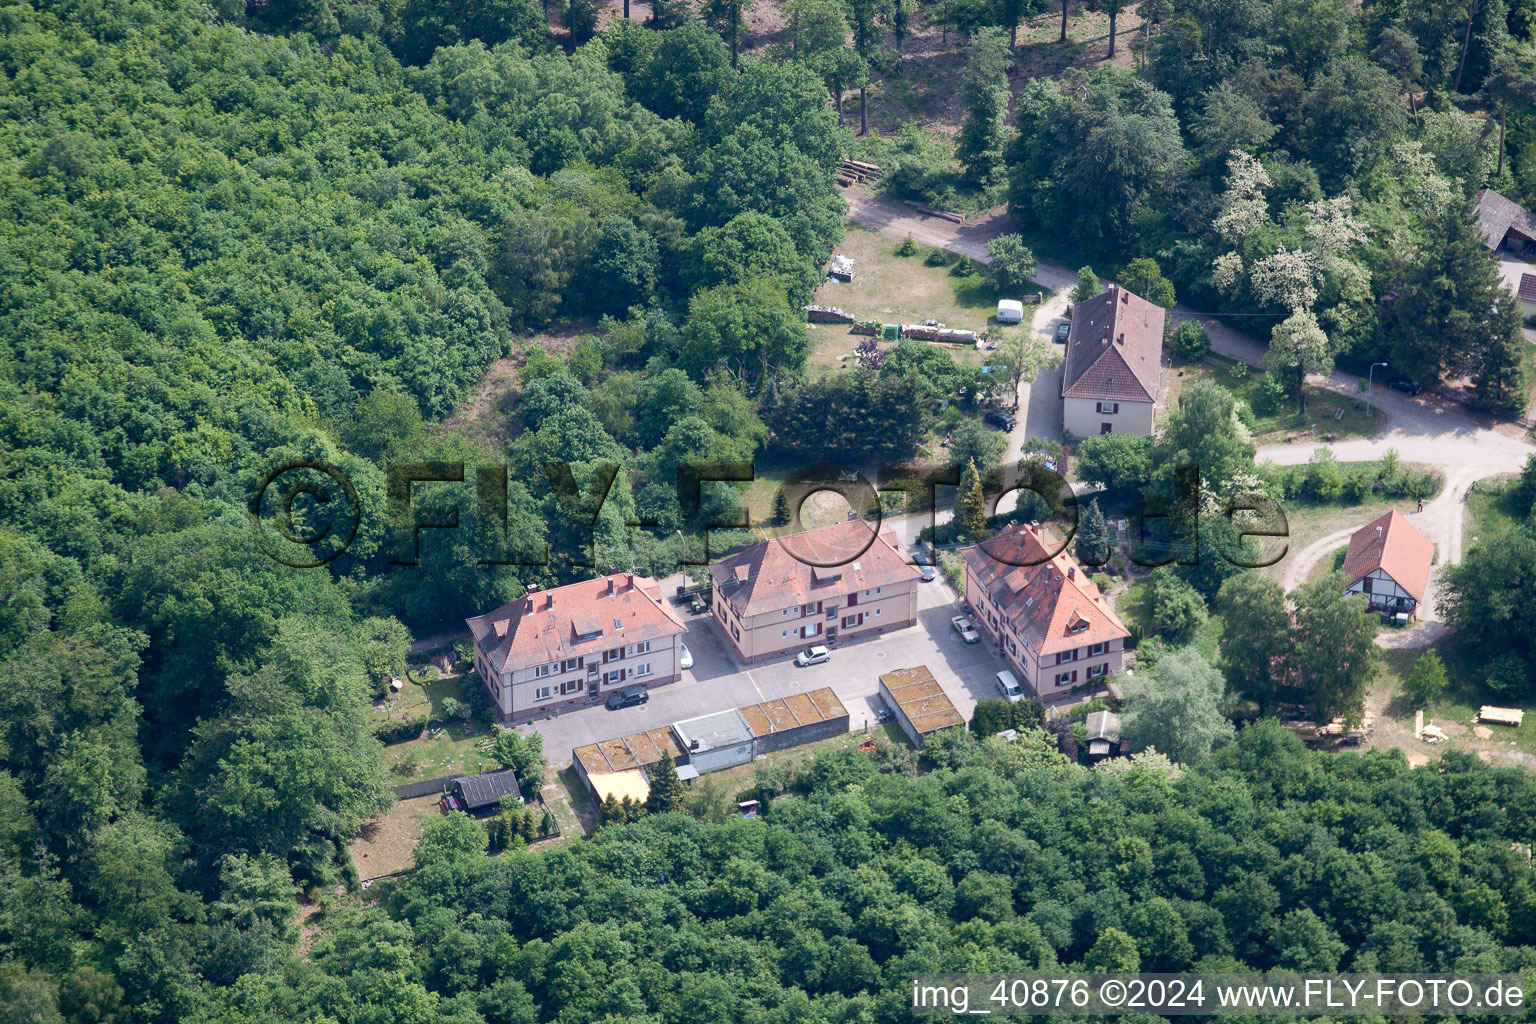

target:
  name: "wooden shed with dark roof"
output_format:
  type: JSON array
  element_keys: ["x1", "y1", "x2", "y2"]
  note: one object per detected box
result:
[
  {"x1": 450, "y1": 769, "x2": 522, "y2": 812},
  {"x1": 1474, "y1": 188, "x2": 1536, "y2": 252}
]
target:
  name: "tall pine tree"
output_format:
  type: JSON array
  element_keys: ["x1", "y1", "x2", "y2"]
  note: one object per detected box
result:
[
  {"x1": 1076, "y1": 498, "x2": 1112, "y2": 566},
  {"x1": 956, "y1": 28, "x2": 1013, "y2": 190},
  {"x1": 645, "y1": 751, "x2": 688, "y2": 814},
  {"x1": 957, "y1": 458, "x2": 988, "y2": 541}
]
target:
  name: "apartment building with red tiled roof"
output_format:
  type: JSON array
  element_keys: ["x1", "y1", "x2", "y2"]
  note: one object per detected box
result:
[
  {"x1": 708, "y1": 519, "x2": 922, "y2": 664},
  {"x1": 466, "y1": 574, "x2": 688, "y2": 722},
  {"x1": 961, "y1": 521, "x2": 1131, "y2": 697}
]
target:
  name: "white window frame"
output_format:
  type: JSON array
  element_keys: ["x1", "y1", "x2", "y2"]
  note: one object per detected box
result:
[
  {"x1": 635, "y1": 662, "x2": 652, "y2": 677},
  {"x1": 535, "y1": 685, "x2": 551, "y2": 700},
  {"x1": 874, "y1": 608, "x2": 882, "y2": 617},
  {"x1": 634, "y1": 640, "x2": 650, "y2": 654},
  {"x1": 535, "y1": 664, "x2": 551, "y2": 678}
]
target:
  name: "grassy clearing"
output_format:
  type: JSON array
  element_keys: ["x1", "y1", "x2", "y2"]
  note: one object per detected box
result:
[
  {"x1": 1372, "y1": 641, "x2": 1536, "y2": 761},
  {"x1": 1259, "y1": 485, "x2": 1434, "y2": 582},
  {"x1": 374, "y1": 672, "x2": 501, "y2": 780},
  {"x1": 1166, "y1": 354, "x2": 1381, "y2": 444},
  {"x1": 348, "y1": 794, "x2": 439, "y2": 880},
  {"x1": 807, "y1": 225, "x2": 1052, "y2": 373},
  {"x1": 1463, "y1": 476, "x2": 1522, "y2": 551},
  {"x1": 1306, "y1": 545, "x2": 1349, "y2": 585}
]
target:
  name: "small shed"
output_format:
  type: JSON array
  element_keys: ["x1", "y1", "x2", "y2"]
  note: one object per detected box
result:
[
  {"x1": 1479, "y1": 706, "x2": 1525, "y2": 727},
  {"x1": 737, "y1": 688, "x2": 849, "y2": 754},
  {"x1": 878, "y1": 666, "x2": 964, "y2": 747},
  {"x1": 1085, "y1": 710, "x2": 1122, "y2": 760},
  {"x1": 451, "y1": 769, "x2": 522, "y2": 813},
  {"x1": 672, "y1": 708, "x2": 756, "y2": 773},
  {"x1": 571, "y1": 728, "x2": 688, "y2": 800},
  {"x1": 1520, "y1": 274, "x2": 1536, "y2": 318},
  {"x1": 996, "y1": 299, "x2": 1025, "y2": 324}
]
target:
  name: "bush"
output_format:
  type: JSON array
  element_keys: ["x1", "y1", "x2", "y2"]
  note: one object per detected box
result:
[
  {"x1": 1342, "y1": 467, "x2": 1374, "y2": 503},
  {"x1": 925, "y1": 247, "x2": 950, "y2": 266},
  {"x1": 374, "y1": 715, "x2": 429, "y2": 745},
  {"x1": 1168, "y1": 321, "x2": 1210, "y2": 362},
  {"x1": 1234, "y1": 400, "x2": 1256, "y2": 430},
  {"x1": 897, "y1": 234, "x2": 919, "y2": 256},
  {"x1": 950, "y1": 255, "x2": 978, "y2": 277},
  {"x1": 1254, "y1": 371, "x2": 1289, "y2": 414},
  {"x1": 1146, "y1": 569, "x2": 1208, "y2": 643},
  {"x1": 1485, "y1": 652, "x2": 1531, "y2": 697}
]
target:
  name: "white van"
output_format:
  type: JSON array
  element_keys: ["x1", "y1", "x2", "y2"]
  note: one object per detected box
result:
[{"x1": 995, "y1": 670, "x2": 1024, "y2": 703}]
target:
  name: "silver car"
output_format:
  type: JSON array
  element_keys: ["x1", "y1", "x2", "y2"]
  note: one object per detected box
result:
[{"x1": 795, "y1": 645, "x2": 831, "y2": 666}]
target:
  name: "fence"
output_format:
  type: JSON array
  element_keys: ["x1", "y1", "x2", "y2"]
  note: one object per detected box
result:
[{"x1": 393, "y1": 774, "x2": 460, "y2": 800}]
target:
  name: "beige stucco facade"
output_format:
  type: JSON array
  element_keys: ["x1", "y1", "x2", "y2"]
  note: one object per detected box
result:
[
  {"x1": 963, "y1": 566, "x2": 1126, "y2": 697},
  {"x1": 1063, "y1": 396, "x2": 1155, "y2": 439},
  {"x1": 476, "y1": 633, "x2": 683, "y2": 723},
  {"x1": 713, "y1": 581, "x2": 918, "y2": 664}
]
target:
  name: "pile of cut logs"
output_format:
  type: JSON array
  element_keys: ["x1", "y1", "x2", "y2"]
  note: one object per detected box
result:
[
  {"x1": 838, "y1": 159, "x2": 880, "y2": 187},
  {"x1": 902, "y1": 199, "x2": 965, "y2": 224}
]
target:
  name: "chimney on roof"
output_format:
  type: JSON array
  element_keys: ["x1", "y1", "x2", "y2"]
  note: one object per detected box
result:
[
  {"x1": 1116, "y1": 332, "x2": 1125, "y2": 345},
  {"x1": 546, "y1": 593, "x2": 555, "y2": 610},
  {"x1": 608, "y1": 576, "x2": 617, "y2": 595},
  {"x1": 1121, "y1": 291, "x2": 1130, "y2": 304},
  {"x1": 626, "y1": 572, "x2": 634, "y2": 589}
]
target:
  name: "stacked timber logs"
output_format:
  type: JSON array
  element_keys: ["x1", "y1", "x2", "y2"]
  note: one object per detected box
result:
[{"x1": 838, "y1": 159, "x2": 881, "y2": 187}]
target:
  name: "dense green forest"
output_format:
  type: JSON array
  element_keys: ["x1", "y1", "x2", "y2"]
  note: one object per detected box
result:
[
  {"x1": 209, "y1": 726, "x2": 1536, "y2": 1023},
  {"x1": 4, "y1": 0, "x2": 1536, "y2": 1020}
]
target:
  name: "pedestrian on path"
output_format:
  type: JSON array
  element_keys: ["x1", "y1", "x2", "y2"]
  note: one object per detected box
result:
[{"x1": 1417, "y1": 497, "x2": 1423, "y2": 512}]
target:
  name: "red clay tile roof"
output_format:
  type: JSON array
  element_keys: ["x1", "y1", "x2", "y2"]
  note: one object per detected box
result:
[
  {"x1": 1341, "y1": 510, "x2": 1433, "y2": 603},
  {"x1": 466, "y1": 574, "x2": 688, "y2": 675},
  {"x1": 708, "y1": 519, "x2": 921, "y2": 617},
  {"x1": 1474, "y1": 188, "x2": 1536, "y2": 250},
  {"x1": 1063, "y1": 285, "x2": 1164, "y2": 403},
  {"x1": 1520, "y1": 273, "x2": 1536, "y2": 303},
  {"x1": 961, "y1": 522, "x2": 1130, "y2": 656}
]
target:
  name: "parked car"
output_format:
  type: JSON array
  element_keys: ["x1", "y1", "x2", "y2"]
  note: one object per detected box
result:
[
  {"x1": 1387, "y1": 376, "x2": 1423, "y2": 395},
  {"x1": 918, "y1": 564, "x2": 937, "y2": 582},
  {"x1": 795, "y1": 645, "x2": 832, "y2": 666},
  {"x1": 995, "y1": 670, "x2": 1024, "y2": 703},
  {"x1": 984, "y1": 409, "x2": 1017, "y2": 431},
  {"x1": 679, "y1": 642, "x2": 693, "y2": 670},
  {"x1": 1055, "y1": 322, "x2": 1071, "y2": 342},
  {"x1": 605, "y1": 687, "x2": 649, "y2": 710},
  {"x1": 951, "y1": 614, "x2": 980, "y2": 643}
]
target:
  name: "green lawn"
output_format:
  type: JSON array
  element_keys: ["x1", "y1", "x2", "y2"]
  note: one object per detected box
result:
[
  {"x1": 807, "y1": 224, "x2": 1053, "y2": 374},
  {"x1": 374, "y1": 671, "x2": 501, "y2": 780},
  {"x1": 1463, "y1": 475, "x2": 1522, "y2": 552},
  {"x1": 1165, "y1": 354, "x2": 1381, "y2": 444}
]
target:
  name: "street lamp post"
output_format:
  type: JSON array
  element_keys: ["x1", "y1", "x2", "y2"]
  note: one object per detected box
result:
[{"x1": 1366, "y1": 362, "x2": 1389, "y2": 417}]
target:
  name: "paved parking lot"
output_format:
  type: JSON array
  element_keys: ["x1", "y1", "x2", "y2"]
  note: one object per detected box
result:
[{"x1": 522, "y1": 577, "x2": 1009, "y2": 764}]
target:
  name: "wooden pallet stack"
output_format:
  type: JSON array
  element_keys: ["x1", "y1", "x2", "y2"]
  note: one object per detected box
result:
[{"x1": 838, "y1": 159, "x2": 881, "y2": 187}]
